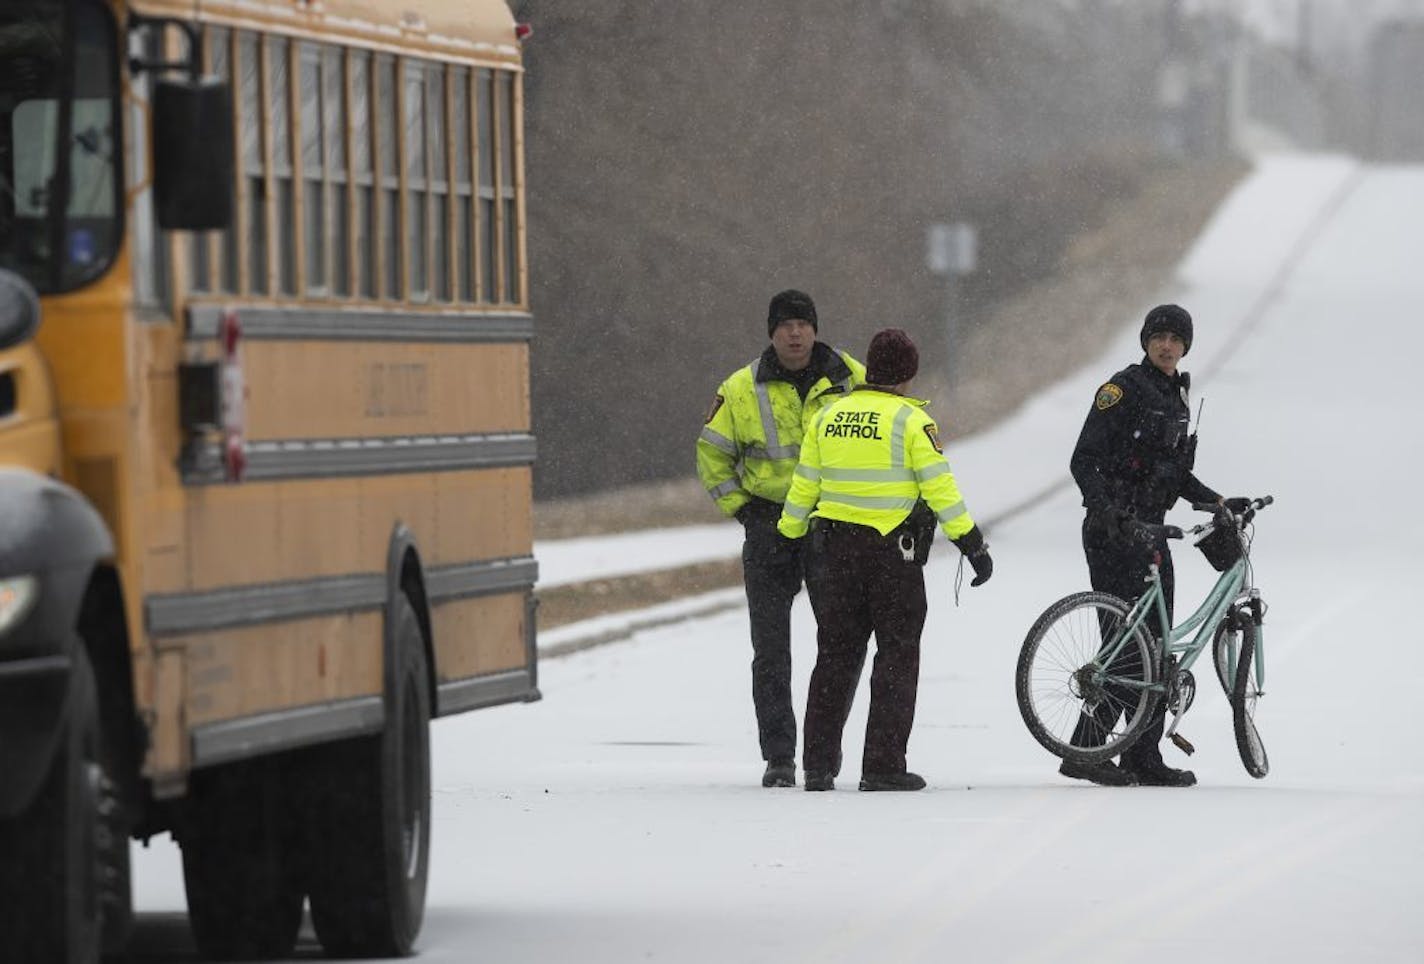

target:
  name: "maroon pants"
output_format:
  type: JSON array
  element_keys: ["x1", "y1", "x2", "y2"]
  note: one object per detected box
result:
[{"x1": 801, "y1": 520, "x2": 927, "y2": 776}]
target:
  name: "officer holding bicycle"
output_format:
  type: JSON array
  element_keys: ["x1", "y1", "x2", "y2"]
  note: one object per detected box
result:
[{"x1": 1063, "y1": 304, "x2": 1250, "y2": 787}]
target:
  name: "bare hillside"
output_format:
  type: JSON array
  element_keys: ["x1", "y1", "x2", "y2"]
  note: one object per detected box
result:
[{"x1": 514, "y1": 1, "x2": 1242, "y2": 498}]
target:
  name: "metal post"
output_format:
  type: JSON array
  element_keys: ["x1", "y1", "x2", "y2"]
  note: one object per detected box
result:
[{"x1": 926, "y1": 221, "x2": 976, "y2": 386}]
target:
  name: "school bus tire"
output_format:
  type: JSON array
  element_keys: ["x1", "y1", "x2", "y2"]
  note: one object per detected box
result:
[
  {"x1": 0, "y1": 643, "x2": 105, "y2": 964},
  {"x1": 307, "y1": 591, "x2": 432, "y2": 957},
  {"x1": 180, "y1": 757, "x2": 304, "y2": 960}
]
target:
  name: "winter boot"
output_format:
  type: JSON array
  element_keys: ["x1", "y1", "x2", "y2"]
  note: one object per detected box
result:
[
  {"x1": 858, "y1": 771, "x2": 927, "y2": 792},
  {"x1": 1121, "y1": 758, "x2": 1196, "y2": 787},
  {"x1": 762, "y1": 760, "x2": 796, "y2": 788},
  {"x1": 1058, "y1": 759, "x2": 1139, "y2": 787},
  {"x1": 804, "y1": 771, "x2": 835, "y2": 792}
]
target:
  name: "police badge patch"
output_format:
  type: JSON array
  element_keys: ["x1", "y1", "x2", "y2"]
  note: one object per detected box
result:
[
  {"x1": 703, "y1": 394, "x2": 725, "y2": 424},
  {"x1": 923, "y1": 424, "x2": 943, "y2": 453},
  {"x1": 1095, "y1": 383, "x2": 1124, "y2": 411}
]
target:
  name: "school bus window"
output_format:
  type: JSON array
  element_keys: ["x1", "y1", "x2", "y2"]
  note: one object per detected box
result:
[
  {"x1": 498, "y1": 70, "x2": 518, "y2": 304},
  {"x1": 451, "y1": 67, "x2": 474, "y2": 302},
  {"x1": 299, "y1": 43, "x2": 325, "y2": 296},
  {"x1": 323, "y1": 45, "x2": 350, "y2": 298},
  {"x1": 238, "y1": 31, "x2": 267, "y2": 296},
  {"x1": 477, "y1": 69, "x2": 494, "y2": 303},
  {"x1": 212, "y1": 29, "x2": 239, "y2": 294},
  {"x1": 128, "y1": 25, "x2": 169, "y2": 311},
  {"x1": 0, "y1": 0, "x2": 121, "y2": 295},
  {"x1": 268, "y1": 36, "x2": 296, "y2": 297},
  {"x1": 403, "y1": 61, "x2": 427, "y2": 301},
  {"x1": 428, "y1": 64, "x2": 451, "y2": 303},
  {"x1": 187, "y1": 27, "x2": 229, "y2": 296},
  {"x1": 376, "y1": 54, "x2": 400, "y2": 301},
  {"x1": 189, "y1": 220, "x2": 210, "y2": 296},
  {"x1": 350, "y1": 49, "x2": 375, "y2": 300}
]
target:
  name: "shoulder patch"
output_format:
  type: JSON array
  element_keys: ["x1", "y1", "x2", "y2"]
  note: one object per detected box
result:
[
  {"x1": 1095, "y1": 383, "x2": 1124, "y2": 411},
  {"x1": 922, "y1": 424, "x2": 942, "y2": 453},
  {"x1": 703, "y1": 394, "x2": 725, "y2": 424}
]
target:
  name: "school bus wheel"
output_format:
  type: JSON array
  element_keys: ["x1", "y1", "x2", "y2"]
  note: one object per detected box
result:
[
  {"x1": 305, "y1": 591, "x2": 432, "y2": 957},
  {"x1": 179, "y1": 756, "x2": 304, "y2": 960}
]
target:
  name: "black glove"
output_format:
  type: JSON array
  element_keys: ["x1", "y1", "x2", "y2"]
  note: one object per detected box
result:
[
  {"x1": 735, "y1": 497, "x2": 778, "y2": 527},
  {"x1": 1222, "y1": 497, "x2": 1253, "y2": 514},
  {"x1": 952, "y1": 525, "x2": 993, "y2": 587}
]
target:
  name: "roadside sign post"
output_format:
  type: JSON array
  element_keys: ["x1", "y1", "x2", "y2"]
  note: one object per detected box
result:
[{"x1": 926, "y1": 221, "x2": 977, "y2": 384}]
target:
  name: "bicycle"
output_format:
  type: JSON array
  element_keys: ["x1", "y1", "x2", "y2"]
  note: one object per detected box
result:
[{"x1": 1015, "y1": 496, "x2": 1274, "y2": 779}]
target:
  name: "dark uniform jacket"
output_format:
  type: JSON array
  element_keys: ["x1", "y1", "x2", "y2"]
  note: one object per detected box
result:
[{"x1": 1070, "y1": 358, "x2": 1220, "y2": 528}]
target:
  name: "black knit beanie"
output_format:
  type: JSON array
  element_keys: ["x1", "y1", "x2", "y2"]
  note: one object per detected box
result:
[
  {"x1": 1140, "y1": 303, "x2": 1193, "y2": 355},
  {"x1": 866, "y1": 328, "x2": 919, "y2": 385},
  {"x1": 767, "y1": 289, "x2": 818, "y2": 337}
]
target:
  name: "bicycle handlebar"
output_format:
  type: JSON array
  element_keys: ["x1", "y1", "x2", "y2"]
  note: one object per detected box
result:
[
  {"x1": 1180, "y1": 495, "x2": 1274, "y2": 537},
  {"x1": 1120, "y1": 498, "x2": 1273, "y2": 543},
  {"x1": 1191, "y1": 495, "x2": 1274, "y2": 514}
]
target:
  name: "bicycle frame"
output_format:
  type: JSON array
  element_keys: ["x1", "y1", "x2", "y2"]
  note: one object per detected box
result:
[{"x1": 1092, "y1": 529, "x2": 1266, "y2": 700}]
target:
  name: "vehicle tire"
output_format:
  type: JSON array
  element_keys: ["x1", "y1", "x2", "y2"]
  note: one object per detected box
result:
[
  {"x1": 1016, "y1": 591, "x2": 1159, "y2": 764},
  {"x1": 0, "y1": 645, "x2": 103, "y2": 964},
  {"x1": 181, "y1": 757, "x2": 304, "y2": 960},
  {"x1": 1231, "y1": 619, "x2": 1270, "y2": 779},
  {"x1": 307, "y1": 593, "x2": 431, "y2": 957}
]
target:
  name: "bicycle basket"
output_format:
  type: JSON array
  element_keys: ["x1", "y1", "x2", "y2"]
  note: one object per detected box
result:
[{"x1": 1195, "y1": 524, "x2": 1241, "y2": 571}]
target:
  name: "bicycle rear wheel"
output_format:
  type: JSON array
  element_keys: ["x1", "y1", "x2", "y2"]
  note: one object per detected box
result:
[
  {"x1": 1231, "y1": 619, "x2": 1269, "y2": 778},
  {"x1": 1016, "y1": 591, "x2": 1160, "y2": 765}
]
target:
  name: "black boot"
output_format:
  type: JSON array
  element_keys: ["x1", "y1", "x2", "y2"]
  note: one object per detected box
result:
[
  {"x1": 803, "y1": 771, "x2": 834, "y2": 791},
  {"x1": 1122, "y1": 758, "x2": 1196, "y2": 787},
  {"x1": 858, "y1": 771, "x2": 926, "y2": 792},
  {"x1": 1059, "y1": 759, "x2": 1139, "y2": 787},
  {"x1": 762, "y1": 760, "x2": 796, "y2": 788}
]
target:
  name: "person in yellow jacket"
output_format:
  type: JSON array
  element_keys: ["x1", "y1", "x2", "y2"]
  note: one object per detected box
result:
[
  {"x1": 696, "y1": 290, "x2": 866, "y2": 789},
  {"x1": 778, "y1": 327, "x2": 992, "y2": 792}
]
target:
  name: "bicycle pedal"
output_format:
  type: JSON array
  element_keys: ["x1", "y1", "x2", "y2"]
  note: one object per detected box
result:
[{"x1": 1169, "y1": 733, "x2": 1196, "y2": 756}]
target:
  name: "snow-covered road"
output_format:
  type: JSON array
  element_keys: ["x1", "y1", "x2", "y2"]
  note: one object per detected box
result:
[{"x1": 126, "y1": 155, "x2": 1424, "y2": 962}]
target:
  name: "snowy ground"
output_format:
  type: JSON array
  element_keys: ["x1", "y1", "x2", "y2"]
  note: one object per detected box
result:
[{"x1": 126, "y1": 154, "x2": 1424, "y2": 962}]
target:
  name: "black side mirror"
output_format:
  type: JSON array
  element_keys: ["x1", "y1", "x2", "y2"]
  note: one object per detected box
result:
[
  {"x1": 153, "y1": 78, "x2": 234, "y2": 231},
  {"x1": 0, "y1": 270, "x2": 41, "y2": 351}
]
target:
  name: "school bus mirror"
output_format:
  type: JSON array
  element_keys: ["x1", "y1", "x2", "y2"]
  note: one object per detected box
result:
[
  {"x1": 178, "y1": 361, "x2": 222, "y2": 432},
  {"x1": 0, "y1": 270, "x2": 41, "y2": 352},
  {"x1": 152, "y1": 78, "x2": 234, "y2": 232}
]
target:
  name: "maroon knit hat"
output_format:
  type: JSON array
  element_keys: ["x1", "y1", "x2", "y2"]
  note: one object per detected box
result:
[{"x1": 865, "y1": 328, "x2": 919, "y2": 385}]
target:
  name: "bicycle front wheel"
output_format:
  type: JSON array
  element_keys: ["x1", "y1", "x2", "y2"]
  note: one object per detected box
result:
[
  {"x1": 1016, "y1": 591, "x2": 1160, "y2": 765},
  {"x1": 1212, "y1": 612, "x2": 1247, "y2": 696},
  {"x1": 1231, "y1": 619, "x2": 1270, "y2": 778}
]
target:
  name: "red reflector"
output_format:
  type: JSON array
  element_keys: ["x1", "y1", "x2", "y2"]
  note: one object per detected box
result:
[{"x1": 515, "y1": 22, "x2": 532, "y2": 41}]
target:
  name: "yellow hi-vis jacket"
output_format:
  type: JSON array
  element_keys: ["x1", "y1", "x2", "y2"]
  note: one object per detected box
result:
[
  {"x1": 777, "y1": 387, "x2": 976, "y2": 541},
  {"x1": 697, "y1": 345, "x2": 865, "y2": 516}
]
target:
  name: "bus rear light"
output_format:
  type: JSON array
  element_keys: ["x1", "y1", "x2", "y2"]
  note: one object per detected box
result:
[
  {"x1": 219, "y1": 310, "x2": 247, "y2": 483},
  {"x1": 176, "y1": 311, "x2": 247, "y2": 482}
]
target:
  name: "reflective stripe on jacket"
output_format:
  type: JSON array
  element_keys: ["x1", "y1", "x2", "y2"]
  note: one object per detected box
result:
[
  {"x1": 696, "y1": 345, "x2": 865, "y2": 516},
  {"x1": 777, "y1": 388, "x2": 975, "y2": 541}
]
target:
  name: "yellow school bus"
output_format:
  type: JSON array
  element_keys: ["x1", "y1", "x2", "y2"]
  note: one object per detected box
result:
[{"x1": 0, "y1": 1, "x2": 535, "y2": 959}]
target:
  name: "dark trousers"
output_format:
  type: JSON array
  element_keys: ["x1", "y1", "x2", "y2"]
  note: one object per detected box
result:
[
  {"x1": 742, "y1": 512, "x2": 804, "y2": 763},
  {"x1": 802, "y1": 520, "x2": 927, "y2": 776},
  {"x1": 1074, "y1": 519, "x2": 1175, "y2": 768}
]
